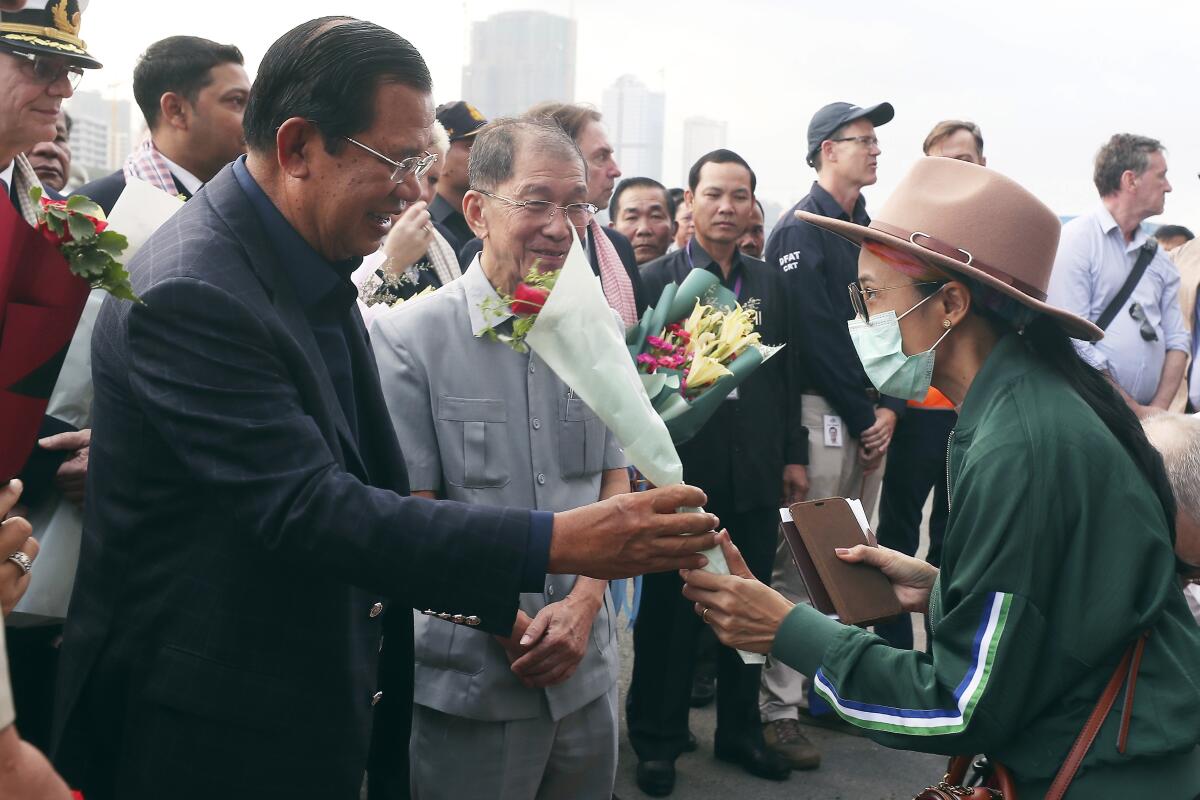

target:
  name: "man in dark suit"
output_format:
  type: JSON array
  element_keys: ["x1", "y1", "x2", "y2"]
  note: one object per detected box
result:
[
  {"x1": 78, "y1": 35, "x2": 249, "y2": 214},
  {"x1": 52, "y1": 18, "x2": 717, "y2": 800},
  {"x1": 629, "y1": 150, "x2": 809, "y2": 796}
]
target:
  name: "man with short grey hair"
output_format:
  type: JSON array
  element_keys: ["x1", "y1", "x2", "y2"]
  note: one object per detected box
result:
[
  {"x1": 1141, "y1": 412, "x2": 1200, "y2": 624},
  {"x1": 1049, "y1": 134, "x2": 1189, "y2": 418},
  {"x1": 370, "y1": 117, "x2": 624, "y2": 799}
]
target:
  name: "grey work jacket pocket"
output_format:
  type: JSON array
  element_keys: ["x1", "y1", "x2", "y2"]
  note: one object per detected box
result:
[
  {"x1": 437, "y1": 396, "x2": 510, "y2": 489},
  {"x1": 559, "y1": 396, "x2": 606, "y2": 479}
]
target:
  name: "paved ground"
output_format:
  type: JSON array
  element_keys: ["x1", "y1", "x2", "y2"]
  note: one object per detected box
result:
[{"x1": 610, "y1": 622, "x2": 945, "y2": 800}]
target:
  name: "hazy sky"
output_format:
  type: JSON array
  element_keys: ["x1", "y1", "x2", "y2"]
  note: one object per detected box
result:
[{"x1": 77, "y1": 0, "x2": 1199, "y2": 227}]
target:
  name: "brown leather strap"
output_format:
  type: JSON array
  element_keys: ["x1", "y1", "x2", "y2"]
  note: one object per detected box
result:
[
  {"x1": 1044, "y1": 633, "x2": 1149, "y2": 800},
  {"x1": 868, "y1": 221, "x2": 1049, "y2": 302},
  {"x1": 1117, "y1": 633, "x2": 1149, "y2": 754}
]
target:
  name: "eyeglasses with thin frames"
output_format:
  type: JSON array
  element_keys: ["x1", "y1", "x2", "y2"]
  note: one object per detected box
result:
[
  {"x1": 2, "y1": 48, "x2": 83, "y2": 90},
  {"x1": 342, "y1": 136, "x2": 438, "y2": 183},
  {"x1": 474, "y1": 189, "x2": 599, "y2": 228},
  {"x1": 848, "y1": 281, "x2": 943, "y2": 322},
  {"x1": 830, "y1": 135, "x2": 880, "y2": 149}
]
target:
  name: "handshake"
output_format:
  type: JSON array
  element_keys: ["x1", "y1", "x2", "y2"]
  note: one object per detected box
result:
[{"x1": 546, "y1": 484, "x2": 719, "y2": 580}]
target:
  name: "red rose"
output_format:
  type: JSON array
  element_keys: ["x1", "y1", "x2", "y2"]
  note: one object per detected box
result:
[
  {"x1": 37, "y1": 196, "x2": 106, "y2": 243},
  {"x1": 511, "y1": 282, "x2": 550, "y2": 316}
]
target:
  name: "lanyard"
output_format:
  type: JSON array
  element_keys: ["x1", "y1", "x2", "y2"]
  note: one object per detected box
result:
[{"x1": 686, "y1": 239, "x2": 742, "y2": 298}]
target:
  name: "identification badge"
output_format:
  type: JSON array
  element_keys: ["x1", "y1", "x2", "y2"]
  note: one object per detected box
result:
[{"x1": 823, "y1": 415, "x2": 844, "y2": 448}]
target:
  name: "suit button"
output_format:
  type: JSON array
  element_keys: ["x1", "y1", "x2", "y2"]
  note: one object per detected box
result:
[
  {"x1": 532, "y1": 418, "x2": 541, "y2": 430},
  {"x1": 466, "y1": 616, "x2": 481, "y2": 626},
  {"x1": 438, "y1": 612, "x2": 452, "y2": 621},
  {"x1": 453, "y1": 614, "x2": 465, "y2": 624},
  {"x1": 369, "y1": 602, "x2": 384, "y2": 618},
  {"x1": 536, "y1": 473, "x2": 546, "y2": 485},
  {"x1": 547, "y1": 585, "x2": 555, "y2": 597},
  {"x1": 421, "y1": 609, "x2": 435, "y2": 616},
  {"x1": 529, "y1": 363, "x2": 536, "y2": 374},
  {"x1": 371, "y1": 691, "x2": 384, "y2": 707}
]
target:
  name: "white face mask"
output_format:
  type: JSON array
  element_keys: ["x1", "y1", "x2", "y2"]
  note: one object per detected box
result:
[{"x1": 847, "y1": 289, "x2": 952, "y2": 401}]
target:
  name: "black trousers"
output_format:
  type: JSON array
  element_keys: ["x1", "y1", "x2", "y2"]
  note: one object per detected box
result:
[
  {"x1": 627, "y1": 504, "x2": 777, "y2": 761},
  {"x1": 874, "y1": 409, "x2": 955, "y2": 650}
]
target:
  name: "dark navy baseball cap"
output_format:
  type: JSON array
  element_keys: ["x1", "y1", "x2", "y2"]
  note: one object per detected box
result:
[{"x1": 806, "y1": 101, "x2": 894, "y2": 167}]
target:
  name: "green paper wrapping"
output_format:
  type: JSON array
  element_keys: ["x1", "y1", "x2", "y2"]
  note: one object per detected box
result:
[{"x1": 664, "y1": 268, "x2": 720, "y2": 321}]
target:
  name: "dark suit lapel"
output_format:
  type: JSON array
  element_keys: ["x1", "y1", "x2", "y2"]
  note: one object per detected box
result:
[
  {"x1": 202, "y1": 168, "x2": 368, "y2": 478},
  {"x1": 348, "y1": 305, "x2": 410, "y2": 493}
]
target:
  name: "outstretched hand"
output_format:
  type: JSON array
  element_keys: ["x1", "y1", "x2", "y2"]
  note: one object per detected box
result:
[
  {"x1": 549, "y1": 484, "x2": 718, "y2": 579},
  {"x1": 680, "y1": 531, "x2": 793, "y2": 655}
]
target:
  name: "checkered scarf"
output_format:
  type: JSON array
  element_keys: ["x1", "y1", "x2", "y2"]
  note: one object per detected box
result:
[
  {"x1": 11, "y1": 154, "x2": 43, "y2": 225},
  {"x1": 122, "y1": 137, "x2": 179, "y2": 196},
  {"x1": 590, "y1": 219, "x2": 638, "y2": 328},
  {"x1": 426, "y1": 224, "x2": 462, "y2": 288}
]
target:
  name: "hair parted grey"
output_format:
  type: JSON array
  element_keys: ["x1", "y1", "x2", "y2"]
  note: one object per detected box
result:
[{"x1": 467, "y1": 117, "x2": 585, "y2": 193}]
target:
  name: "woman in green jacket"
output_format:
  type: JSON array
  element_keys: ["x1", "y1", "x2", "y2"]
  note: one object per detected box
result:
[{"x1": 682, "y1": 157, "x2": 1200, "y2": 798}]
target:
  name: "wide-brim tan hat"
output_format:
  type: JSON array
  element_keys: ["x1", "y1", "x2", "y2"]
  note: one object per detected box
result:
[{"x1": 797, "y1": 157, "x2": 1102, "y2": 341}]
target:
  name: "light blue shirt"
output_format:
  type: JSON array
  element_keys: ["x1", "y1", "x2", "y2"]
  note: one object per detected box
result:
[{"x1": 1048, "y1": 206, "x2": 1189, "y2": 404}]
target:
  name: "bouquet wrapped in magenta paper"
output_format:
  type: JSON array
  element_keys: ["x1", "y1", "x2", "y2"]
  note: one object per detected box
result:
[{"x1": 626, "y1": 268, "x2": 782, "y2": 445}]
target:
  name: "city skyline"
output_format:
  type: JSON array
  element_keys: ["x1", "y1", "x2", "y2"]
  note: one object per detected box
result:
[
  {"x1": 63, "y1": 90, "x2": 131, "y2": 184},
  {"x1": 602, "y1": 74, "x2": 665, "y2": 184},
  {"x1": 461, "y1": 10, "x2": 576, "y2": 118},
  {"x1": 69, "y1": 0, "x2": 1200, "y2": 228}
]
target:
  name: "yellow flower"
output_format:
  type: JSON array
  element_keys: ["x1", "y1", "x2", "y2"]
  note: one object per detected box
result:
[
  {"x1": 707, "y1": 304, "x2": 761, "y2": 363},
  {"x1": 686, "y1": 352, "x2": 732, "y2": 391}
]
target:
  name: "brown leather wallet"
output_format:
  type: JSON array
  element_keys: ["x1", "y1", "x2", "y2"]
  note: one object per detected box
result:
[{"x1": 780, "y1": 498, "x2": 903, "y2": 626}]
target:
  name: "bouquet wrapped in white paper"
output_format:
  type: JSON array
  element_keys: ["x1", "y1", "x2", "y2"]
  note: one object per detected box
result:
[{"x1": 486, "y1": 230, "x2": 764, "y2": 662}]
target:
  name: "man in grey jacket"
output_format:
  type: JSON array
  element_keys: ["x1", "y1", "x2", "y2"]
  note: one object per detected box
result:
[{"x1": 371, "y1": 117, "x2": 623, "y2": 798}]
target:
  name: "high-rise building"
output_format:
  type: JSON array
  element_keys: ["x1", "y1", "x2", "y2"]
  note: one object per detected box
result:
[
  {"x1": 601, "y1": 75, "x2": 665, "y2": 181},
  {"x1": 681, "y1": 116, "x2": 728, "y2": 178},
  {"x1": 65, "y1": 90, "x2": 133, "y2": 182},
  {"x1": 461, "y1": 11, "x2": 576, "y2": 118}
]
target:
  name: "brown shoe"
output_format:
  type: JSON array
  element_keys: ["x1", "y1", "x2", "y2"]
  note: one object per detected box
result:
[{"x1": 763, "y1": 719, "x2": 821, "y2": 770}]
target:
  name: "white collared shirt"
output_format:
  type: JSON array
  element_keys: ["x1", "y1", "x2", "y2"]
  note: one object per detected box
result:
[
  {"x1": 0, "y1": 160, "x2": 14, "y2": 194},
  {"x1": 159, "y1": 154, "x2": 203, "y2": 196},
  {"x1": 1047, "y1": 205, "x2": 1190, "y2": 404}
]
